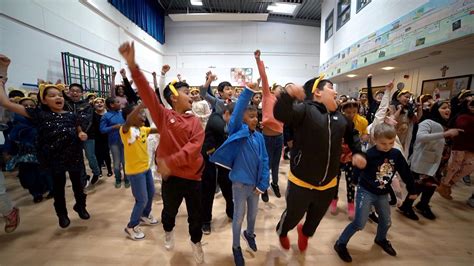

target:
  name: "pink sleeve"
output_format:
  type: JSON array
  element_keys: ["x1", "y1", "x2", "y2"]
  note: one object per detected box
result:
[
  {"x1": 256, "y1": 59, "x2": 270, "y2": 97},
  {"x1": 130, "y1": 66, "x2": 166, "y2": 133}
]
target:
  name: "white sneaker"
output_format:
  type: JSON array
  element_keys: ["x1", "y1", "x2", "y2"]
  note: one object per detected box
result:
[
  {"x1": 164, "y1": 231, "x2": 175, "y2": 250},
  {"x1": 140, "y1": 214, "x2": 159, "y2": 225},
  {"x1": 124, "y1": 226, "x2": 145, "y2": 240},
  {"x1": 190, "y1": 241, "x2": 204, "y2": 264}
]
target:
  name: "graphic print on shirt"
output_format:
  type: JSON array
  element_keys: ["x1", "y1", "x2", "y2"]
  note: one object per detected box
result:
[{"x1": 375, "y1": 158, "x2": 395, "y2": 189}]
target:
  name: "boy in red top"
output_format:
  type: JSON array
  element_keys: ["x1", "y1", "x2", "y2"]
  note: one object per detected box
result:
[{"x1": 119, "y1": 42, "x2": 205, "y2": 264}]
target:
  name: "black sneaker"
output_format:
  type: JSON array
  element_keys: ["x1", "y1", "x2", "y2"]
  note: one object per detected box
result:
[
  {"x1": 58, "y1": 215, "x2": 70, "y2": 228},
  {"x1": 232, "y1": 247, "x2": 245, "y2": 266},
  {"x1": 334, "y1": 242, "x2": 352, "y2": 262},
  {"x1": 242, "y1": 230, "x2": 257, "y2": 252},
  {"x1": 375, "y1": 239, "x2": 397, "y2": 256},
  {"x1": 202, "y1": 223, "x2": 211, "y2": 235},
  {"x1": 271, "y1": 183, "x2": 281, "y2": 198},
  {"x1": 261, "y1": 190, "x2": 269, "y2": 202},
  {"x1": 397, "y1": 205, "x2": 419, "y2": 221},
  {"x1": 415, "y1": 204, "x2": 436, "y2": 220},
  {"x1": 368, "y1": 212, "x2": 379, "y2": 224},
  {"x1": 91, "y1": 174, "x2": 100, "y2": 185},
  {"x1": 73, "y1": 205, "x2": 90, "y2": 220}
]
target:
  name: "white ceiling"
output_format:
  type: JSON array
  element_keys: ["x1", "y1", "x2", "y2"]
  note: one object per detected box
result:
[{"x1": 330, "y1": 34, "x2": 474, "y2": 83}]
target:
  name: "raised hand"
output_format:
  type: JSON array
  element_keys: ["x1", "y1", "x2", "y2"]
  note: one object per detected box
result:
[
  {"x1": 161, "y1": 64, "x2": 170, "y2": 75},
  {"x1": 254, "y1": 49, "x2": 261, "y2": 60},
  {"x1": 119, "y1": 68, "x2": 126, "y2": 77},
  {"x1": 118, "y1": 42, "x2": 136, "y2": 68},
  {"x1": 386, "y1": 79, "x2": 394, "y2": 91},
  {"x1": 246, "y1": 81, "x2": 260, "y2": 92},
  {"x1": 285, "y1": 83, "x2": 305, "y2": 101},
  {"x1": 0, "y1": 54, "x2": 11, "y2": 78}
]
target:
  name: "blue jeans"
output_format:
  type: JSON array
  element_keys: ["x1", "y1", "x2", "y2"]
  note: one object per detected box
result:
[
  {"x1": 0, "y1": 171, "x2": 13, "y2": 216},
  {"x1": 83, "y1": 140, "x2": 100, "y2": 176},
  {"x1": 232, "y1": 182, "x2": 259, "y2": 248},
  {"x1": 127, "y1": 169, "x2": 155, "y2": 228},
  {"x1": 109, "y1": 142, "x2": 127, "y2": 183},
  {"x1": 337, "y1": 186, "x2": 391, "y2": 245},
  {"x1": 264, "y1": 134, "x2": 283, "y2": 185}
]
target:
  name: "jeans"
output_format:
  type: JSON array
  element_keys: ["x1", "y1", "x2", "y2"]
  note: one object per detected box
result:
[
  {"x1": 0, "y1": 171, "x2": 13, "y2": 216},
  {"x1": 232, "y1": 182, "x2": 259, "y2": 248},
  {"x1": 83, "y1": 139, "x2": 100, "y2": 176},
  {"x1": 337, "y1": 186, "x2": 391, "y2": 245},
  {"x1": 110, "y1": 142, "x2": 127, "y2": 183},
  {"x1": 127, "y1": 169, "x2": 155, "y2": 228},
  {"x1": 264, "y1": 134, "x2": 283, "y2": 185},
  {"x1": 161, "y1": 176, "x2": 203, "y2": 243}
]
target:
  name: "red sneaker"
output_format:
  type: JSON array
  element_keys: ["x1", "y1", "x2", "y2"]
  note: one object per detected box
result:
[
  {"x1": 279, "y1": 235, "x2": 290, "y2": 250},
  {"x1": 297, "y1": 224, "x2": 308, "y2": 252},
  {"x1": 4, "y1": 207, "x2": 19, "y2": 233}
]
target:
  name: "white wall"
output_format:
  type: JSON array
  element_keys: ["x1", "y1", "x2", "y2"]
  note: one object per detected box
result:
[
  {"x1": 335, "y1": 57, "x2": 474, "y2": 97},
  {"x1": 320, "y1": 0, "x2": 427, "y2": 64},
  {"x1": 164, "y1": 19, "x2": 320, "y2": 86},
  {"x1": 0, "y1": 0, "x2": 164, "y2": 90}
]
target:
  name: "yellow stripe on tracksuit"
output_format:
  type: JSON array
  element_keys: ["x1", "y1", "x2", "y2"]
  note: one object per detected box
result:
[{"x1": 288, "y1": 171, "x2": 337, "y2": 191}]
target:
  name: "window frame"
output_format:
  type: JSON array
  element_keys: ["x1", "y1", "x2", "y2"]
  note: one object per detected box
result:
[
  {"x1": 325, "y1": 9, "x2": 334, "y2": 42},
  {"x1": 337, "y1": 0, "x2": 351, "y2": 30},
  {"x1": 356, "y1": 0, "x2": 371, "y2": 13}
]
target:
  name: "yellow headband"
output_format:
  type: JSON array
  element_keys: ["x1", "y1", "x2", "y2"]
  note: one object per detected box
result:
[
  {"x1": 397, "y1": 89, "x2": 410, "y2": 98},
  {"x1": 93, "y1": 97, "x2": 105, "y2": 103},
  {"x1": 458, "y1": 89, "x2": 471, "y2": 99},
  {"x1": 312, "y1": 73, "x2": 325, "y2": 93},
  {"x1": 190, "y1": 87, "x2": 200, "y2": 94},
  {"x1": 169, "y1": 80, "x2": 179, "y2": 96},
  {"x1": 19, "y1": 97, "x2": 36, "y2": 104},
  {"x1": 39, "y1": 83, "x2": 65, "y2": 100},
  {"x1": 86, "y1": 92, "x2": 97, "y2": 98}
]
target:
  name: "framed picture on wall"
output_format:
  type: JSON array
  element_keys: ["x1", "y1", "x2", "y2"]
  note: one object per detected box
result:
[
  {"x1": 421, "y1": 75, "x2": 472, "y2": 100},
  {"x1": 230, "y1": 68, "x2": 253, "y2": 86}
]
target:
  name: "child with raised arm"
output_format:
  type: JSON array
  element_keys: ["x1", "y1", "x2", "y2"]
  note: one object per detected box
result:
[
  {"x1": 119, "y1": 42, "x2": 205, "y2": 264},
  {"x1": 334, "y1": 123, "x2": 417, "y2": 263},
  {"x1": 254, "y1": 50, "x2": 284, "y2": 202},
  {"x1": 210, "y1": 83, "x2": 269, "y2": 266},
  {"x1": 120, "y1": 103, "x2": 159, "y2": 240},
  {"x1": 0, "y1": 55, "x2": 89, "y2": 229}
]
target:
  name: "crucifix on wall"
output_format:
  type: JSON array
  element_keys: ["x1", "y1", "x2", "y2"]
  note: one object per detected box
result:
[{"x1": 440, "y1": 65, "x2": 449, "y2": 77}]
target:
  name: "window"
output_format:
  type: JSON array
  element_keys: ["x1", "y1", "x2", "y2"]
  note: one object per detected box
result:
[
  {"x1": 325, "y1": 10, "x2": 334, "y2": 42},
  {"x1": 357, "y1": 0, "x2": 371, "y2": 13},
  {"x1": 337, "y1": 0, "x2": 351, "y2": 30}
]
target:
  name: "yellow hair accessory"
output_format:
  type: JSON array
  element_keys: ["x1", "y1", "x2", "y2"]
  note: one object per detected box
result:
[
  {"x1": 19, "y1": 97, "x2": 36, "y2": 104},
  {"x1": 93, "y1": 97, "x2": 105, "y2": 103},
  {"x1": 190, "y1": 87, "x2": 200, "y2": 94},
  {"x1": 458, "y1": 89, "x2": 472, "y2": 99},
  {"x1": 311, "y1": 73, "x2": 325, "y2": 93},
  {"x1": 85, "y1": 92, "x2": 97, "y2": 99},
  {"x1": 396, "y1": 89, "x2": 411, "y2": 98},
  {"x1": 39, "y1": 83, "x2": 65, "y2": 100},
  {"x1": 169, "y1": 80, "x2": 179, "y2": 96}
]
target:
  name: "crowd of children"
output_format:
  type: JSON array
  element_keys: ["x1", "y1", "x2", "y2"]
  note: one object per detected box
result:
[{"x1": 0, "y1": 43, "x2": 473, "y2": 266}]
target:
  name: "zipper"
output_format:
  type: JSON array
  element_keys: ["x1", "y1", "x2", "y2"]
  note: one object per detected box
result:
[{"x1": 320, "y1": 114, "x2": 331, "y2": 185}]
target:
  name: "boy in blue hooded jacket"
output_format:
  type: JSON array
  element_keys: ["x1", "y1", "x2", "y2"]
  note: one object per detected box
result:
[{"x1": 210, "y1": 84, "x2": 269, "y2": 266}]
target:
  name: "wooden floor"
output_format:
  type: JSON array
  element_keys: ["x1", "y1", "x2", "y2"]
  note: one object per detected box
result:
[{"x1": 1, "y1": 160, "x2": 473, "y2": 265}]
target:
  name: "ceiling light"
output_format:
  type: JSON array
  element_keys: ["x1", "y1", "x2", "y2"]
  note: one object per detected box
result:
[
  {"x1": 190, "y1": 0, "x2": 203, "y2": 6},
  {"x1": 267, "y1": 2, "x2": 300, "y2": 15},
  {"x1": 346, "y1": 74, "x2": 357, "y2": 78},
  {"x1": 381, "y1": 66, "x2": 395, "y2": 70}
]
